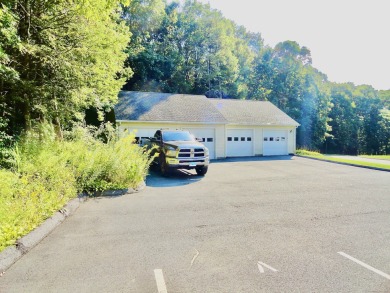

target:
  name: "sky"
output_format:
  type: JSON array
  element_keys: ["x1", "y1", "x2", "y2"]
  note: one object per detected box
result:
[{"x1": 195, "y1": 0, "x2": 390, "y2": 90}]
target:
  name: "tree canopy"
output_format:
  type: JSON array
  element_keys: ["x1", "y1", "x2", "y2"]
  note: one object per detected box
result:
[
  {"x1": 1, "y1": 0, "x2": 389, "y2": 155},
  {"x1": 0, "y1": 0, "x2": 131, "y2": 136},
  {"x1": 119, "y1": 0, "x2": 389, "y2": 154}
]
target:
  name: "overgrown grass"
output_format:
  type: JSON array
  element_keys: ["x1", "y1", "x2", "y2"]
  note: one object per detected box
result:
[
  {"x1": 296, "y1": 149, "x2": 390, "y2": 170},
  {"x1": 295, "y1": 149, "x2": 323, "y2": 157},
  {"x1": 0, "y1": 123, "x2": 152, "y2": 252}
]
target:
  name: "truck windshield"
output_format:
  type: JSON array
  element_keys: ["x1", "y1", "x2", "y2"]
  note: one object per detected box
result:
[{"x1": 162, "y1": 131, "x2": 195, "y2": 142}]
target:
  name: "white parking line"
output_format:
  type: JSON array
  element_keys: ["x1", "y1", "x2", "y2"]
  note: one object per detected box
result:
[
  {"x1": 338, "y1": 252, "x2": 390, "y2": 280},
  {"x1": 154, "y1": 269, "x2": 168, "y2": 293},
  {"x1": 190, "y1": 249, "x2": 199, "y2": 268},
  {"x1": 257, "y1": 261, "x2": 278, "y2": 273}
]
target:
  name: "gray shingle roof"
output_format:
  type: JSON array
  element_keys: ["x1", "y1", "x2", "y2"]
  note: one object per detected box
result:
[
  {"x1": 208, "y1": 98, "x2": 299, "y2": 126},
  {"x1": 115, "y1": 91, "x2": 227, "y2": 123},
  {"x1": 115, "y1": 91, "x2": 299, "y2": 126}
]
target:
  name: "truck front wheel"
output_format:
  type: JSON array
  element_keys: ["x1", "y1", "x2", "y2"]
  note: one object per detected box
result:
[{"x1": 195, "y1": 166, "x2": 208, "y2": 176}]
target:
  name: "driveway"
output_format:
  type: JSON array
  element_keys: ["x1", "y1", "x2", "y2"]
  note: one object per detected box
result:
[{"x1": 1, "y1": 156, "x2": 390, "y2": 292}]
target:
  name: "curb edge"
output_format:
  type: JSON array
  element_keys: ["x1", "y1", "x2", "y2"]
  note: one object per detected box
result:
[
  {"x1": 0, "y1": 181, "x2": 145, "y2": 275},
  {"x1": 295, "y1": 155, "x2": 390, "y2": 172}
]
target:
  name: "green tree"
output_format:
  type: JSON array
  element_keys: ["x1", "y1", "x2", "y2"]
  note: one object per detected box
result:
[
  {"x1": 378, "y1": 109, "x2": 390, "y2": 154},
  {"x1": 121, "y1": 0, "x2": 167, "y2": 91},
  {"x1": 0, "y1": 5, "x2": 20, "y2": 86},
  {"x1": 327, "y1": 86, "x2": 359, "y2": 154},
  {"x1": 0, "y1": 0, "x2": 131, "y2": 136},
  {"x1": 353, "y1": 85, "x2": 385, "y2": 154},
  {"x1": 378, "y1": 90, "x2": 390, "y2": 109},
  {"x1": 123, "y1": 0, "x2": 241, "y2": 96},
  {"x1": 0, "y1": 5, "x2": 21, "y2": 148},
  {"x1": 299, "y1": 67, "x2": 331, "y2": 149},
  {"x1": 169, "y1": 0, "x2": 239, "y2": 96}
]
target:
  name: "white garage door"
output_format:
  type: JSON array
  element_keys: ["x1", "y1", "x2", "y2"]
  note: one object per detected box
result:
[
  {"x1": 187, "y1": 128, "x2": 216, "y2": 159},
  {"x1": 263, "y1": 130, "x2": 288, "y2": 156},
  {"x1": 226, "y1": 129, "x2": 253, "y2": 157}
]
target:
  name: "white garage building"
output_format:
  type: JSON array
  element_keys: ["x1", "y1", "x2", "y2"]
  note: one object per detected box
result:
[{"x1": 115, "y1": 91, "x2": 299, "y2": 159}]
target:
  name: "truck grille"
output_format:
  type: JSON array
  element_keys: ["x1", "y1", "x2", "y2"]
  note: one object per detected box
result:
[
  {"x1": 178, "y1": 148, "x2": 205, "y2": 158},
  {"x1": 179, "y1": 160, "x2": 205, "y2": 164}
]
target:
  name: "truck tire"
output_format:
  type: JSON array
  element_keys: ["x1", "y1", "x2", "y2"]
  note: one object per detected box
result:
[
  {"x1": 160, "y1": 155, "x2": 172, "y2": 176},
  {"x1": 195, "y1": 166, "x2": 208, "y2": 176}
]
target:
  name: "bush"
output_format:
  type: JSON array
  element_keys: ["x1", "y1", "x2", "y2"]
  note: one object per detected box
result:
[
  {"x1": 61, "y1": 124, "x2": 152, "y2": 193},
  {"x1": 296, "y1": 149, "x2": 323, "y2": 157}
]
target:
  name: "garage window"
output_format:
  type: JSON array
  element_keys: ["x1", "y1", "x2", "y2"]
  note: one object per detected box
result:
[
  {"x1": 247, "y1": 137, "x2": 252, "y2": 141},
  {"x1": 241, "y1": 137, "x2": 245, "y2": 141},
  {"x1": 281, "y1": 137, "x2": 286, "y2": 141},
  {"x1": 234, "y1": 137, "x2": 239, "y2": 141},
  {"x1": 264, "y1": 137, "x2": 268, "y2": 141},
  {"x1": 227, "y1": 137, "x2": 232, "y2": 141},
  {"x1": 276, "y1": 137, "x2": 280, "y2": 141},
  {"x1": 270, "y1": 137, "x2": 274, "y2": 141},
  {"x1": 207, "y1": 138, "x2": 213, "y2": 142}
]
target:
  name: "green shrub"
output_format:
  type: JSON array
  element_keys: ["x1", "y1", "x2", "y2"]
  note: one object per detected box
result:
[
  {"x1": 61, "y1": 124, "x2": 152, "y2": 193},
  {"x1": 296, "y1": 149, "x2": 323, "y2": 157}
]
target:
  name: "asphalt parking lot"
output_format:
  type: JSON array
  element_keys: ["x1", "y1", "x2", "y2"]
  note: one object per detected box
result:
[{"x1": 1, "y1": 156, "x2": 390, "y2": 292}]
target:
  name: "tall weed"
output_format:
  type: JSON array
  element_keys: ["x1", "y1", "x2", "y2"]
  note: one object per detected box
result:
[
  {"x1": 62, "y1": 124, "x2": 152, "y2": 192},
  {"x1": 0, "y1": 164, "x2": 76, "y2": 251}
]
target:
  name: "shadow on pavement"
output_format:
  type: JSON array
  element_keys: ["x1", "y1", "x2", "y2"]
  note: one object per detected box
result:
[
  {"x1": 146, "y1": 156, "x2": 294, "y2": 187},
  {"x1": 146, "y1": 169, "x2": 203, "y2": 188}
]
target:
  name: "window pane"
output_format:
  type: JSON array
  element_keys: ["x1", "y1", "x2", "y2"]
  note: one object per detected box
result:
[
  {"x1": 234, "y1": 137, "x2": 239, "y2": 141},
  {"x1": 264, "y1": 137, "x2": 268, "y2": 141},
  {"x1": 207, "y1": 138, "x2": 213, "y2": 142},
  {"x1": 247, "y1": 137, "x2": 252, "y2": 141},
  {"x1": 241, "y1": 137, "x2": 245, "y2": 141},
  {"x1": 227, "y1": 137, "x2": 232, "y2": 141},
  {"x1": 270, "y1": 137, "x2": 274, "y2": 141}
]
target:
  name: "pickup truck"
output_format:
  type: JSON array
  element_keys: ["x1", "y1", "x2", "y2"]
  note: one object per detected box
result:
[{"x1": 143, "y1": 130, "x2": 210, "y2": 176}]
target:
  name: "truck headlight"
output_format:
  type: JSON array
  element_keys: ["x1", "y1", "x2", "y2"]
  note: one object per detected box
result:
[{"x1": 165, "y1": 146, "x2": 177, "y2": 157}]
